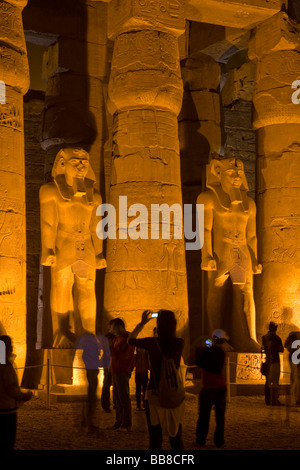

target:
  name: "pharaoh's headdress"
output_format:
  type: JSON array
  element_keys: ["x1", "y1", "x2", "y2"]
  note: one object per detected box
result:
[{"x1": 52, "y1": 147, "x2": 96, "y2": 204}]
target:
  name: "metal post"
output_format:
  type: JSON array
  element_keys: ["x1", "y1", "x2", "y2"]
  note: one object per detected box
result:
[
  {"x1": 46, "y1": 350, "x2": 51, "y2": 409},
  {"x1": 227, "y1": 356, "x2": 231, "y2": 402}
]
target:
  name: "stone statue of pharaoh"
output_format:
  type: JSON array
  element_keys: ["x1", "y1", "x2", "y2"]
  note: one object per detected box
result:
[
  {"x1": 197, "y1": 158, "x2": 262, "y2": 352},
  {"x1": 39, "y1": 147, "x2": 106, "y2": 348}
]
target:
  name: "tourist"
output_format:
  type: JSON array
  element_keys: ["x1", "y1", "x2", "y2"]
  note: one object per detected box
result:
[
  {"x1": 262, "y1": 322, "x2": 284, "y2": 406},
  {"x1": 74, "y1": 331, "x2": 110, "y2": 433},
  {"x1": 101, "y1": 320, "x2": 115, "y2": 413},
  {"x1": 128, "y1": 310, "x2": 185, "y2": 450},
  {"x1": 195, "y1": 329, "x2": 228, "y2": 448},
  {"x1": 109, "y1": 318, "x2": 135, "y2": 431},
  {"x1": 284, "y1": 330, "x2": 300, "y2": 406},
  {"x1": 0, "y1": 335, "x2": 33, "y2": 449}
]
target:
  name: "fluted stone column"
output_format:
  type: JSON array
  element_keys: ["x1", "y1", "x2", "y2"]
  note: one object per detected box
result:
[
  {"x1": 249, "y1": 12, "x2": 300, "y2": 344},
  {"x1": 104, "y1": 0, "x2": 189, "y2": 350},
  {"x1": 0, "y1": 0, "x2": 29, "y2": 378}
]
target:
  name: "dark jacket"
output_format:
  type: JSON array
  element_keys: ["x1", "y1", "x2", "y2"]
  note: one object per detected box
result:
[{"x1": 262, "y1": 331, "x2": 283, "y2": 364}]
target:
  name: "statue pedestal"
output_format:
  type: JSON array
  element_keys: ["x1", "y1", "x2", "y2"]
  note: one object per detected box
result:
[
  {"x1": 228, "y1": 352, "x2": 290, "y2": 396},
  {"x1": 38, "y1": 349, "x2": 105, "y2": 403},
  {"x1": 228, "y1": 352, "x2": 265, "y2": 396}
]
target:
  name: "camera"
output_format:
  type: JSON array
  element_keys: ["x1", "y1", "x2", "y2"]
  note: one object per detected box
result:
[
  {"x1": 151, "y1": 312, "x2": 158, "y2": 318},
  {"x1": 205, "y1": 339, "x2": 212, "y2": 347}
]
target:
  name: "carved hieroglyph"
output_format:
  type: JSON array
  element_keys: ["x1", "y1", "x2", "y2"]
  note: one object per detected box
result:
[
  {"x1": 197, "y1": 158, "x2": 262, "y2": 352},
  {"x1": 104, "y1": 0, "x2": 189, "y2": 352},
  {"x1": 0, "y1": 0, "x2": 29, "y2": 379},
  {"x1": 39, "y1": 148, "x2": 106, "y2": 348},
  {"x1": 249, "y1": 12, "x2": 300, "y2": 342}
]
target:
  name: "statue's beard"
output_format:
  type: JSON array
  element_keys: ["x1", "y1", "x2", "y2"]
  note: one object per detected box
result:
[
  {"x1": 72, "y1": 176, "x2": 86, "y2": 196},
  {"x1": 227, "y1": 186, "x2": 243, "y2": 204}
]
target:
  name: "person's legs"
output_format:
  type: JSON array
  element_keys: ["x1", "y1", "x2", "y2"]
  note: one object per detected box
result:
[
  {"x1": 135, "y1": 373, "x2": 142, "y2": 409},
  {"x1": 0, "y1": 412, "x2": 17, "y2": 450},
  {"x1": 101, "y1": 368, "x2": 112, "y2": 412},
  {"x1": 86, "y1": 369, "x2": 99, "y2": 428},
  {"x1": 141, "y1": 373, "x2": 149, "y2": 408},
  {"x1": 169, "y1": 424, "x2": 184, "y2": 450},
  {"x1": 115, "y1": 372, "x2": 132, "y2": 429},
  {"x1": 196, "y1": 388, "x2": 214, "y2": 445},
  {"x1": 296, "y1": 365, "x2": 300, "y2": 405},
  {"x1": 145, "y1": 400, "x2": 163, "y2": 450},
  {"x1": 265, "y1": 366, "x2": 271, "y2": 405},
  {"x1": 269, "y1": 363, "x2": 280, "y2": 405},
  {"x1": 112, "y1": 374, "x2": 122, "y2": 428},
  {"x1": 213, "y1": 386, "x2": 226, "y2": 447}
]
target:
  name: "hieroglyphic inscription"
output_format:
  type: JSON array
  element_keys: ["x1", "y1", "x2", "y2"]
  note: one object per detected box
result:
[
  {"x1": 236, "y1": 353, "x2": 263, "y2": 380},
  {"x1": 271, "y1": 216, "x2": 300, "y2": 264},
  {"x1": 0, "y1": 103, "x2": 22, "y2": 129},
  {"x1": 135, "y1": 0, "x2": 184, "y2": 23}
]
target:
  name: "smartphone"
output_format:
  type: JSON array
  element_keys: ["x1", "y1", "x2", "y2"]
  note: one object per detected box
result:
[
  {"x1": 151, "y1": 312, "x2": 158, "y2": 318},
  {"x1": 205, "y1": 339, "x2": 212, "y2": 347}
]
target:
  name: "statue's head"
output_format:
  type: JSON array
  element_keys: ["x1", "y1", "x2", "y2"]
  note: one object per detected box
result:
[
  {"x1": 207, "y1": 158, "x2": 249, "y2": 193},
  {"x1": 52, "y1": 147, "x2": 96, "y2": 184}
]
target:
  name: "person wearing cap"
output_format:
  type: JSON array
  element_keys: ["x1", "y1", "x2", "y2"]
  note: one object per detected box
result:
[
  {"x1": 262, "y1": 322, "x2": 284, "y2": 406},
  {"x1": 195, "y1": 329, "x2": 229, "y2": 448}
]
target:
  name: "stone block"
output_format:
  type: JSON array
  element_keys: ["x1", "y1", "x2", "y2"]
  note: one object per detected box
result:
[
  {"x1": 23, "y1": 0, "x2": 108, "y2": 44},
  {"x1": 222, "y1": 61, "x2": 255, "y2": 106},
  {"x1": 181, "y1": 55, "x2": 220, "y2": 92},
  {"x1": 248, "y1": 12, "x2": 300, "y2": 61},
  {"x1": 189, "y1": 21, "x2": 250, "y2": 62},
  {"x1": 42, "y1": 38, "x2": 109, "y2": 80},
  {"x1": 179, "y1": 120, "x2": 222, "y2": 157},
  {"x1": 186, "y1": 0, "x2": 282, "y2": 30},
  {"x1": 179, "y1": 90, "x2": 221, "y2": 124},
  {"x1": 0, "y1": 45, "x2": 29, "y2": 93},
  {"x1": 0, "y1": 2, "x2": 27, "y2": 52}
]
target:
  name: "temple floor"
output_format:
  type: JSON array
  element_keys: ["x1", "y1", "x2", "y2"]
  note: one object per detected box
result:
[{"x1": 14, "y1": 391, "x2": 300, "y2": 451}]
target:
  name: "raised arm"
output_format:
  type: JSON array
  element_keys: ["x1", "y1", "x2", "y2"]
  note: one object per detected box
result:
[
  {"x1": 197, "y1": 191, "x2": 217, "y2": 271},
  {"x1": 246, "y1": 198, "x2": 262, "y2": 274},
  {"x1": 39, "y1": 183, "x2": 58, "y2": 266},
  {"x1": 90, "y1": 191, "x2": 107, "y2": 269}
]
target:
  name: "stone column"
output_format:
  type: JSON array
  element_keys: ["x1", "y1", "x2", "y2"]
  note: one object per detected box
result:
[
  {"x1": 104, "y1": 0, "x2": 189, "y2": 350},
  {"x1": 249, "y1": 12, "x2": 300, "y2": 345},
  {"x1": 178, "y1": 54, "x2": 222, "y2": 343},
  {"x1": 0, "y1": 0, "x2": 29, "y2": 379}
]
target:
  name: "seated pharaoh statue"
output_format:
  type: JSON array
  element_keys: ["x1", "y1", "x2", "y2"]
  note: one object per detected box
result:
[
  {"x1": 197, "y1": 158, "x2": 262, "y2": 352},
  {"x1": 39, "y1": 147, "x2": 106, "y2": 348}
]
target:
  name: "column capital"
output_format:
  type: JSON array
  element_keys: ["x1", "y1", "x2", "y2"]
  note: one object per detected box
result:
[
  {"x1": 249, "y1": 11, "x2": 300, "y2": 129},
  {"x1": 248, "y1": 11, "x2": 300, "y2": 61},
  {"x1": 0, "y1": 0, "x2": 29, "y2": 95},
  {"x1": 107, "y1": 0, "x2": 185, "y2": 40}
]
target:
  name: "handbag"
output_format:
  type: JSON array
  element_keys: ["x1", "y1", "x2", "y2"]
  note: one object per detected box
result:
[{"x1": 260, "y1": 360, "x2": 268, "y2": 376}]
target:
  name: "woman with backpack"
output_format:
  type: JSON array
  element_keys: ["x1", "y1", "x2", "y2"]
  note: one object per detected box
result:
[{"x1": 128, "y1": 310, "x2": 185, "y2": 450}]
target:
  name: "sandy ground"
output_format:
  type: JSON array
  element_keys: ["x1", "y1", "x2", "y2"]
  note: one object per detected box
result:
[{"x1": 13, "y1": 390, "x2": 300, "y2": 452}]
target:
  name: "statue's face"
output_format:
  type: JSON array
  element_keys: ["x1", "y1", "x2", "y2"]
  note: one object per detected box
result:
[
  {"x1": 220, "y1": 167, "x2": 244, "y2": 191},
  {"x1": 63, "y1": 148, "x2": 90, "y2": 180}
]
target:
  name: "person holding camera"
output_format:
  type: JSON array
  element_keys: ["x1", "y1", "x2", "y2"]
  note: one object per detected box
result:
[
  {"x1": 128, "y1": 310, "x2": 185, "y2": 451},
  {"x1": 195, "y1": 329, "x2": 229, "y2": 448},
  {"x1": 0, "y1": 335, "x2": 33, "y2": 450}
]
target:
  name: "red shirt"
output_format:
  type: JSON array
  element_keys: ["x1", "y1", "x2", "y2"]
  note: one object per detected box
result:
[
  {"x1": 110, "y1": 332, "x2": 135, "y2": 374},
  {"x1": 201, "y1": 366, "x2": 227, "y2": 389}
]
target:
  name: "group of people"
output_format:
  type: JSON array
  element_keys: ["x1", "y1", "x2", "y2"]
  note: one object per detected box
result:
[
  {"x1": 261, "y1": 321, "x2": 300, "y2": 407},
  {"x1": 2, "y1": 313, "x2": 300, "y2": 451},
  {"x1": 73, "y1": 310, "x2": 231, "y2": 450},
  {"x1": 71, "y1": 310, "x2": 185, "y2": 449}
]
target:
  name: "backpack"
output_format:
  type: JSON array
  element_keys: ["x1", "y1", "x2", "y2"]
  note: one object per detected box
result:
[
  {"x1": 157, "y1": 355, "x2": 185, "y2": 409},
  {"x1": 152, "y1": 341, "x2": 185, "y2": 409}
]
